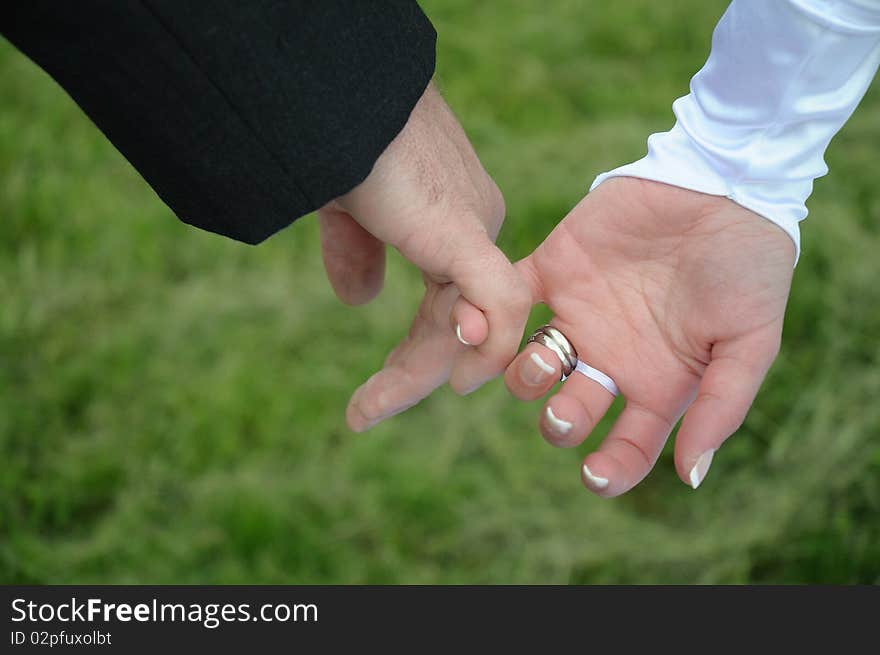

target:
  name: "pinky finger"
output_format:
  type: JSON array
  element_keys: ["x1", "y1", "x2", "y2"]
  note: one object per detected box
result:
[
  {"x1": 674, "y1": 330, "x2": 780, "y2": 490},
  {"x1": 450, "y1": 295, "x2": 489, "y2": 348}
]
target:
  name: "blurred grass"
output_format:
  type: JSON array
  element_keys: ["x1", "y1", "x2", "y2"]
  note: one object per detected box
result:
[{"x1": 1, "y1": 0, "x2": 878, "y2": 584}]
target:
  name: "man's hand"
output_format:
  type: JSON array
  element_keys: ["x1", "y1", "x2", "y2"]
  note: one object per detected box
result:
[
  {"x1": 456, "y1": 177, "x2": 796, "y2": 495},
  {"x1": 318, "y1": 82, "x2": 530, "y2": 431}
]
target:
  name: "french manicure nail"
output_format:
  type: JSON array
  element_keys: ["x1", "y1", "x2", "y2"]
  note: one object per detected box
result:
[
  {"x1": 455, "y1": 324, "x2": 471, "y2": 346},
  {"x1": 688, "y1": 449, "x2": 716, "y2": 489},
  {"x1": 545, "y1": 406, "x2": 572, "y2": 434},
  {"x1": 582, "y1": 463, "x2": 609, "y2": 490},
  {"x1": 524, "y1": 352, "x2": 554, "y2": 385}
]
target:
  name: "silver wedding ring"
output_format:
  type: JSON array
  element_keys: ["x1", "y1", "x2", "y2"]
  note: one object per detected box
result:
[
  {"x1": 525, "y1": 324, "x2": 620, "y2": 396},
  {"x1": 527, "y1": 324, "x2": 578, "y2": 380}
]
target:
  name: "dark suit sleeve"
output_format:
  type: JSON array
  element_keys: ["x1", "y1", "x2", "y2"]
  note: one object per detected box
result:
[{"x1": 0, "y1": 1, "x2": 437, "y2": 244}]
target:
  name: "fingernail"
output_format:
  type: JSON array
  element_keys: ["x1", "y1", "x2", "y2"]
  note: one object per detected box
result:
[
  {"x1": 461, "y1": 381, "x2": 482, "y2": 395},
  {"x1": 346, "y1": 401, "x2": 373, "y2": 433},
  {"x1": 524, "y1": 352, "x2": 554, "y2": 385},
  {"x1": 545, "y1": 406, "x2": 572, "y2": 435},
  {"x1": 455, "y1": 324, "x2": 471, "y2": 346},
  {"x1": 346, "y1": 385, "x2": 389, "y2": 432},
  {"x1": 688, "y1": 449, "x2": 716, "y2": 489},
  {"x1": 582, "y1": 463, "x2": 609, "y2": 490},
  {"x1": 349, "y1": 400, "x2": 415, "y2": 432}
]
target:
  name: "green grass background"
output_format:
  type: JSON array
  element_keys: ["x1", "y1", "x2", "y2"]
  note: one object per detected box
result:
[{"x1": 2, "y1": 0, "x2": 878, "y2": 584}]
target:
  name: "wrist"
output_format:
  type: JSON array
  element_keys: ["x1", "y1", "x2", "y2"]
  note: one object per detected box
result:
[
  {"x1": 591, "y1": 0, "x2": 880, "y2": 265},
  {"x1": 591, "y1": 123, "x2": 805, "y2": 263}
]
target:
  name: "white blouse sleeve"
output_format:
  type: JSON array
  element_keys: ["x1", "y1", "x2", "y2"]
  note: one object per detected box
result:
[{"x1": 590, "y1": 0, "x2": 880, "y2": 260}]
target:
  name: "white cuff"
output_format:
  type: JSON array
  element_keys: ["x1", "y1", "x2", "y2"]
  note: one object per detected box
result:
[{"x1": 591, "y1": 0, "x2": 880, "y2": 263}]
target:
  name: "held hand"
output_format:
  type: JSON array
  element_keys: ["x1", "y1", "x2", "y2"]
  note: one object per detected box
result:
[
  {"x1": 318, "y1": 82, "x2": 530, "y2": 431},
  {"x1": 455, "y1": 177, "x2": 796, "y2": 495}
]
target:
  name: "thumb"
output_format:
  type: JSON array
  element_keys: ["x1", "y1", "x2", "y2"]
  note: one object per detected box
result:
[
  {"x1": 317, "y1": 206, "x2": 386, "y2": 306},
  {"x1": 448, "y1": 255, "x2": 543, "y2": 347}
]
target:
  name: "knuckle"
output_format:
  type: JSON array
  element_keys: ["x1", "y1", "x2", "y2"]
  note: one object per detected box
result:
[
  {"x1": 617, "y1": 435, "x2": 655, "y2": 470},
  {"x1": 695, "y1": 390, "x2": 724, "y2": 405}
]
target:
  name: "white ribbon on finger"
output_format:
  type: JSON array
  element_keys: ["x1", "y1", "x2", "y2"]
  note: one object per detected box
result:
[{"x1": 575, "y1": 360, "x2": 620, "y2": 397}]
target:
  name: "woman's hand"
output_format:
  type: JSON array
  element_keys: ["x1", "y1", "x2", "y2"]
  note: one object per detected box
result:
[
  {"x1": 456, "y1": 177, "x2": 796, "y2": 495},
  {"x1": 318, "y1": 82, "x2": 530, "y2": 431}
]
